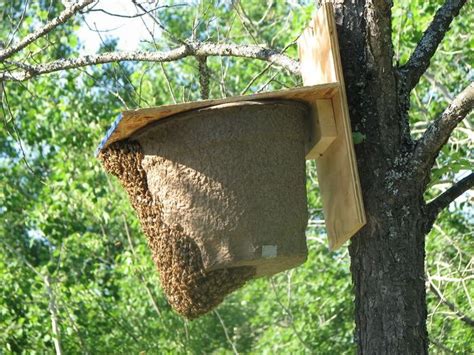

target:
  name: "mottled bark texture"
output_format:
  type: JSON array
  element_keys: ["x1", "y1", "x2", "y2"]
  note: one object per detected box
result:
[
  {"x1": 0, "y1": 41, "x2": 300, "y2": 82},
  {"x1": 413, "y1": 83, "x2": 474, "y2": 182},
  {"x1": 334, "y1": 0, "x2": 428, "y2": 353}
]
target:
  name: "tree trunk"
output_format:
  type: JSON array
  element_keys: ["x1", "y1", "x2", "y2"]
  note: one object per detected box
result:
[{"x1": 333, "y1": 1, "x2": 429, "y2": 353}]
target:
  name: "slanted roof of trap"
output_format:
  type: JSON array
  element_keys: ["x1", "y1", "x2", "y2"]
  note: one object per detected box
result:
[{"x1": 96, "y1": 82, "x2": 339, "y2": 154}]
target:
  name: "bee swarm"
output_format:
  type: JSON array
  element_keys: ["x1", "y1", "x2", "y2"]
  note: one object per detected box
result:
[{"x1": 99, "y1": 141, "x2": 255, "y2": 319}]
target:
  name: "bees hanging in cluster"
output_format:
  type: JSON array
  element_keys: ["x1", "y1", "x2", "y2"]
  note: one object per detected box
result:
[{"x1": 100, "y1": 141, "x2": 255, "y2": 319}]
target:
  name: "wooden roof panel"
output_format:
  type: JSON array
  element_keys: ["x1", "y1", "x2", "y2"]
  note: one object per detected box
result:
[{"x1": 96, "y1": 83, "x2": 339, "y2": 153}]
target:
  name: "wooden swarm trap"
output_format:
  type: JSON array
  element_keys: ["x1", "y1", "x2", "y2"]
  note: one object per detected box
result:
[{"x1": 97, "y1": 4, "x2": 366, "y2": 319}]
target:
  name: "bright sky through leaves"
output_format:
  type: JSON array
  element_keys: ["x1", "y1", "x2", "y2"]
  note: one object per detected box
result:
[{"x1": 77, "y1": 0, "x2": 159, "y2": 53}]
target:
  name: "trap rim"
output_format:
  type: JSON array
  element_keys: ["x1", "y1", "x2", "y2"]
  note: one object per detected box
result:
[{"x1": 96, "y1": 82, "x2": 340, "y2": 156}]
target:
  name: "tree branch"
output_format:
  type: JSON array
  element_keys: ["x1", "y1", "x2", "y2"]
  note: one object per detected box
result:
[
  {"x1": 0, "y1": 0, "x2": 95, "y2": 61},
  {"x1": 131, "y1": 0, "x2": 187, "y2": 46},
  {"x1": 399, "y1": 0, "x2": 467, "y2": 93},
  {"x1": 214, "y1": 310, "x2": 239, "y2": 355},
  {"x1": 44, "y1": 275, "x2": 64, "y2": 355},
  {"x1": 87, "y1": 3, "x2": 186, "y2": 19},
  {"x1": 428, "y1": 278, "x2": 474, "y2": 328},
  {"x1": 0, "y1": 41, "x2": 300, "y2": 81},
  {"x1": 425, "y1": 172, "x2": 474, "y2": 223},
  {"x1": 160, "y1": 63, "x2": 177, "y2": 103},
  {"x1": 413, "y1": 83, "x2": 474, "y2": 176}
]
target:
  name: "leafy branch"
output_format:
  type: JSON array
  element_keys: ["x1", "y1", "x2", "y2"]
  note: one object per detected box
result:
[
  {"x1": 425, "y1": 172, "x2": 474, "y2": 228},
  {"x1": 399, "y1": 0, "x2": 468, "y2": 93},
  {"x1": 413, "y1": 83, "x2": 474, "y2": 179},
  {"x1": 0, "y1": 0, "x2": 95, "y2": 61}
]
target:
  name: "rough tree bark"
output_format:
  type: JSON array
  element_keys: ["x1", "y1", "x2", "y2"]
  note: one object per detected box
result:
[{"x1": 332, "y1": 0, "x2": 470, "y2": 353}]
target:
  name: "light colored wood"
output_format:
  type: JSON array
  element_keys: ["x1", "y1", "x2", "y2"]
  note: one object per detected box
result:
[
  {"x1": 99, "y1": 83, "x2": 339, "y2": 150},
  {"x1": 306, "y1": 99, "x2": 337, "y2": 158},
  {"x1": 298, "y1": 3, "x2": 366, "y2": 250}
]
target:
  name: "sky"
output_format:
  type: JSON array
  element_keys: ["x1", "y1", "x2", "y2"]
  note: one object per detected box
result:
[{"x1": 77, "y1": 0, "x2": 160, "y2": 53}]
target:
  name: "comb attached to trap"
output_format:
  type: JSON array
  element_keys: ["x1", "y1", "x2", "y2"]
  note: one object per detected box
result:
[{"x1": 97, "y1": 4, "x2": 365, "y2": 319}]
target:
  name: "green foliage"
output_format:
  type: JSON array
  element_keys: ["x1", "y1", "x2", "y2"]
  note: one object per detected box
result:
[
  {"x1": 393, "y1": 1, "x2": 473, "y2": 353},
  {"x1": 0, "y1": 0, "x2": 472, "y2": 354},
  {"x1": 393, "y1": 0, "x2": 473, "y2": 191}
]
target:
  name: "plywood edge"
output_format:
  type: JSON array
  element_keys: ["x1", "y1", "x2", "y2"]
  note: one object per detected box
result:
[
  {"x1": 298, "y1": 3, "x2": 366, "y2": 250},
  {"x1": 324, "y1": 4, "x2": 366, "y2": 228},
  {"x1": 95, "y1": 113, "x2": 122, "y2": 156},
  {"x1": 328, "y1": 221, "x2": 365, "y2": 251},
  {"x1": 97, "y1": 82, "x2": 340, "y2": 152}
]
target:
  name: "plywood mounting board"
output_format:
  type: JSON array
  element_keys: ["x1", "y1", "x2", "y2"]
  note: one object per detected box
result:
[
  {"x1": 96, "y1": 83, "x2": 339, "y2": 154},
  {"x1": 298, "y1": 3, "x2": 366, "y2": 249}
]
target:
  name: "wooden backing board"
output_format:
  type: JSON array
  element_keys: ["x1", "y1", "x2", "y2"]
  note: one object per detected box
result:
[
  {"x1": 96, "y1": 83, "x2": 339, "y2": 154},
  {"x1": 298, "y1": 3, "x2": 366, "y2": 249}
]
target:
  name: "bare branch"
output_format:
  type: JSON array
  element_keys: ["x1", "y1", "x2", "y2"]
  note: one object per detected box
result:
[
  {"x1": 429, "y1": 339, "x2": 455, "y2": 354},
  {"x1": 214, "y1": 310, "x2": 239, "y2": 355},
  {"x1": 1, "y1": 84, "x2": 38, "y2": 175},
  {"x1": 1, "y1": 240, "x2": 43, "y2": 277},
  {"x1": 424, "y1": 72, "x2": 453, "y2": 102},
  {"x1": 0, "y1": 41, "x2": 300, "y2": 82},
  {"x1": 425, "y1": 172, "x2": 474, "y2": 224},
  {"x1": 0, "y1": 0, "x2": 95, "y2": 61},
  {"x1": 59, "y1": 299, "x2": 90, "y2": 354},
  {"x1": 256, "y1": 71, "x2": 280, "y2": 93},
  {"x1": 270, "y1": 278, "x2": 312, "y2": 352},
  {"x1": 399, "y1": 0, "x2": 467, "y2": 92},
  {"x1": 428, "y1": 278, "x2": 474, "y2": 328},
  {"x1": 256, "y1": 0, "x2": 274, "y2": 26},
  {"x1": 132, "y1": 0, "x2": 186, "y2": 46},
  {"x1": 240, "y1": 61, "x2": 273, "y2": 95},
  {"x1": 240, "y1": 40, "x2": 297, "y2": 95},
  {"x1": 160, "y1": 63, "x2": 177, "y2": 103},
  {"x1": 87, "y1": 3, "x2": 187, "y2": 19},
  {"x1": 424, "y1": 72, "x2": 473, "y2": 130},
  {"x1": 44, "y1": 276, "x2": 64, "y2": 355},
  {"x1": 5, "y1": 0, "x2": 31, "y2": 48},
  {"x1": 413, "y1": 83, "x2": 474, "y2": 176},
  {"x1": 234, "y1": 2, "x2": 260, "y2": 45}
]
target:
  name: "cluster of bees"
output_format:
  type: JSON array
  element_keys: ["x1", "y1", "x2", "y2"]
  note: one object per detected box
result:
[{"x1": 100, "y1": 141, "x2": 255, "y2": 319}]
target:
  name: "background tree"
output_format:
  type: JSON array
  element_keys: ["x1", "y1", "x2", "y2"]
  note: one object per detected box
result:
[{"x1": 0, "y1": 0, "x2": 472, "y2": 353}]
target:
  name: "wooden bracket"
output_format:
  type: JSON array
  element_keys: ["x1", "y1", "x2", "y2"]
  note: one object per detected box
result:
[
  {"x1": 298, "y1": 3, "x2": 366, "y2": 249},
  {"x1": 306, "y1": 98, "x2": 337, "y2": 158}
]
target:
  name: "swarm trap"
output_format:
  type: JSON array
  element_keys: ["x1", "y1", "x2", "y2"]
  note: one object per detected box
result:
[{"x1": 96, "y1": 4, "x2": 365, "y2": 319}]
